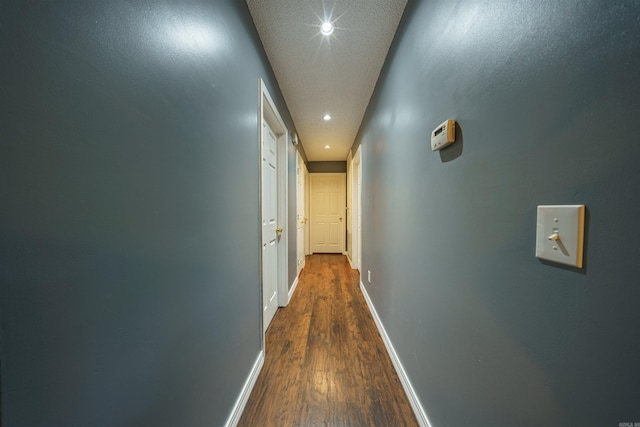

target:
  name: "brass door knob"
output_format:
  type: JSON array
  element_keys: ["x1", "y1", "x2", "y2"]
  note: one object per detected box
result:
[{"x1": 276, "y1": 227, "x2": 283, "y2": 233}]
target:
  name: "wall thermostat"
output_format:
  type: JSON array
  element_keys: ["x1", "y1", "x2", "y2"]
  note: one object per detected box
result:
[{"x1": 431, "y1": 119, "x2": 456, "y2": 151}]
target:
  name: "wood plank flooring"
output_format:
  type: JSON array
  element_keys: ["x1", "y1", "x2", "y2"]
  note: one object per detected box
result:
[{"x1": 238, "y1": 254, "x2": 418, "y2": 427}]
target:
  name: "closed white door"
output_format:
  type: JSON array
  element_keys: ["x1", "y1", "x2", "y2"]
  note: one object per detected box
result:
[
  {"x1": 262, "y1": 120, "x2": 278, "y2": 332},
  {"x1": 296, "y1": 153, "x2": 306, "y2": 274},
  {"x1": 310, "y1": 173, "x2": 346, "y2": 253}
]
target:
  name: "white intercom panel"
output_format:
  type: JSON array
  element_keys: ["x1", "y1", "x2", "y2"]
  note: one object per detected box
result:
[{"x1": 431, "y1": 119, "x2": 456, "y2": 151}]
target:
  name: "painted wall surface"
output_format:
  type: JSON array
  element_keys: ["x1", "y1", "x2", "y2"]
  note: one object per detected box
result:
[
  {"x1": 0, "y1": 1, "x2": 296, "y2": 426},
  {"x1": 354, "y1": 1, "x2": 640, "y2": 425},
  {"x1": 307, "y1": 161, "x2": 347, "y2": 173}
]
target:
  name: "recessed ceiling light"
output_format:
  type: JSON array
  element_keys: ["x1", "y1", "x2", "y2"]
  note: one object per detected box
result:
[
  {"x1": 325, "y1": 145, "x2": 331, "y2": 149},
  {"x1": 321, "y1": 21, "x2": 334, "y2": 36},
  {"x1": 323, "y1": 114, "x2": 332, "y2": 121}
]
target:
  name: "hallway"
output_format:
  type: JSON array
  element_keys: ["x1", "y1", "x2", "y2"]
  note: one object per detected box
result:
[{"x1": 239, "y1": 254, "x2": 418, "y2": 426}]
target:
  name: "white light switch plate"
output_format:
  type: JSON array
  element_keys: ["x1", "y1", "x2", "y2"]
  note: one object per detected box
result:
[{"x1": 536, "y1": 205, "x2": 585, "y2": 268}]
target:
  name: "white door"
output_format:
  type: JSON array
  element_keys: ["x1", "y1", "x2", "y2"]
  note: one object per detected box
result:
[
  {"x1": 262, "y1": 120, "x2": 278, "y2": 332},
  {"x1": 296, "y1": 153, "x2": 306, "y2": 274},
  {"x1": 310, "y1": 173, "x2": 346, "y2": 253}
]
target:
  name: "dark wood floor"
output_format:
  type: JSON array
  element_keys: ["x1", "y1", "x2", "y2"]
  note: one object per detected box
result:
[{"x1": 238, "y1": 254, "x2": 418, "y2": 427}]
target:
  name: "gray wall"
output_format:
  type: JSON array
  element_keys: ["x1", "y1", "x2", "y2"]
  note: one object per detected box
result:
[
  {"x1": 354, "y1": 1, "x2": 640, "y2": 425},
  {"x1": 0, "y1": 1, "x2": 297, "y2": 426},
  {"x1": 307, "y1": 161, "x2": 347, "y2": 173}
]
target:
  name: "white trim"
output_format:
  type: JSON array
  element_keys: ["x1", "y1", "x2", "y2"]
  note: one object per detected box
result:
[
  {"x1": 295, "y1": 151, "x2": 306, "y2": 276},
  {"x1": 359, "y1": 282, "x2": 432, "y2": 427},
  {"x1": 288, "y1": 275, "x2": 299, "y2": 302},
  {"x1": 224, "y1": 350, "x2": 265, "y2": 427},
  {"x1": 304, "y1": 166, "x2": 310, "y2": 256},
  {"x1": 346, "y1": 150, "x2": 353, "y2": 263},
  {"x1": 277, "y1": 130, "x2": 288, "y2": 307},
  {"x1": 351, "y1": 146, "x2": 362, "y2": 271}
]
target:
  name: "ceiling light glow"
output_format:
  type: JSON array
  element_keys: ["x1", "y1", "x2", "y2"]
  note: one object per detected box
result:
[
  {"x1": 323, "y1": 114, "x2": 332, "y2": 121},
  {"x1": 325, "y1": 145, "x2": 331, "y2": 149},
  {"x1": 321, "y1": 21, "x2": 334, "y2": 36}
]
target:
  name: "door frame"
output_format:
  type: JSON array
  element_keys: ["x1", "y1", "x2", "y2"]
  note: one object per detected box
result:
[
  {"x1": 351, "y1": 146, "x2": 362, "y2": 271},
  {"x1": 304, "y1": 165, "x2": 310, "y2": 256},
  {"x1": 309, "y1": 172, "x2": 347, "y2": 254},
  {"x1": 259, "y1": 79, "x2": 289, "y2": 338},
  {"x1": 296, "y1": 151, "x2": 307, "y2": 275},
  {"x1": 346, "y1": 150, "x2": 353, "y2": 267}
]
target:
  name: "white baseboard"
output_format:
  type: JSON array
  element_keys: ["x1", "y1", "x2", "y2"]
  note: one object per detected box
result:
[
  {"x1": 346, "y1": 253, "x2": 354, "y2": 269},
  {"x1": 225, "y1": 350, "x2": 264, "y2": 427},
  {"x1": 359, "y1": 282, "x2": 432, "y2": 427},
  {"x1": 288, "y1": 276, "x2": 299, "y2": 303}
]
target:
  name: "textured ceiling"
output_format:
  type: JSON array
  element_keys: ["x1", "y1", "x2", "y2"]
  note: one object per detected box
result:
[{"x1": 246, "y1": 0, "x2": 407, "y2": 161}]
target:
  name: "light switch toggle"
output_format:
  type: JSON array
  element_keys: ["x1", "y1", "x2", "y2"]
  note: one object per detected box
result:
[{"x1": 547, "y1": 230, "x2": 560, "y2": 241}]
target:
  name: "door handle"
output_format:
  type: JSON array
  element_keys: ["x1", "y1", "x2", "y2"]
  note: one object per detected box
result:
[
  {"x1": 276, "y1": 227, "x2": 283, "y2": 233},
  {"x1": 339, "y1": 217, "x2": 342, "y2": 221}
]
